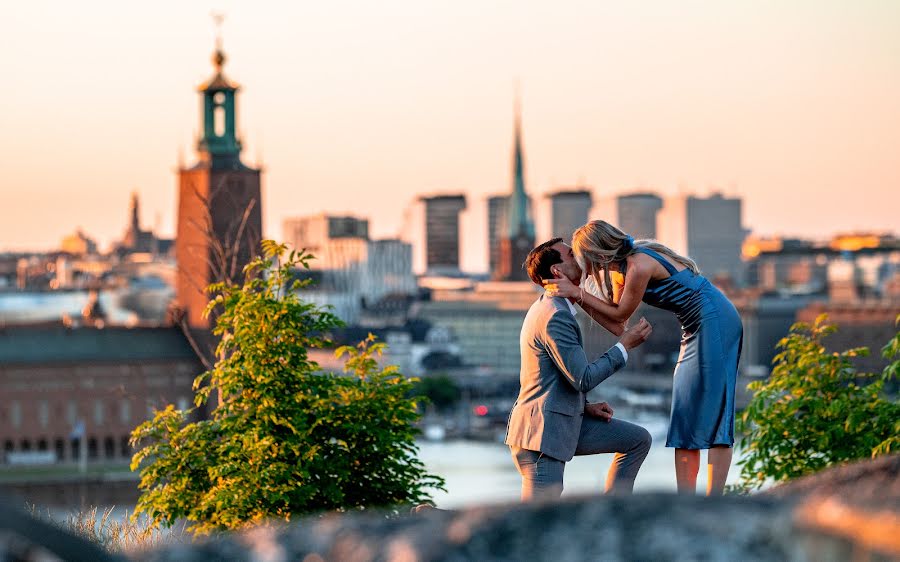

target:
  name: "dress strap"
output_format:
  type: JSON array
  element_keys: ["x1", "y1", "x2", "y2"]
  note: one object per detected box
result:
[{"x1": 634, "y1": 247, "x2": 680, "y2": 276}]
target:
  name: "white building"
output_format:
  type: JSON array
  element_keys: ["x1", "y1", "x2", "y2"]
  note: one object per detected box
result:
[{"x1": 283, "y1": 214, "x2": 416, "y2": 323}]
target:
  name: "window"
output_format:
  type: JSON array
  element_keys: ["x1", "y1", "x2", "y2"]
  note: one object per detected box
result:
[
  {"x1": 67, "y1": 401, "x2": 77, "y2": 425},
  {"x1": 120, "y1": 400, "x2": 131, "y2": 424},
  {"x1": 54, "y1": 438, "x2": 65, "y2": 461},
  {"x1": 94, "y1": 400, "x2": 104, "y2": 425},
  {"x1": 103, "y1": 437, "x2": 115, "y2": 459},
  {"x1": 37, "y1": 439, "x2": 48, "y2": 451},
  {"x1": 10, "y1": 401, "x2": 21, "y2": 428},
  {"x1": 38, "y1": 400, "x2": 49, "y2": 428},
  {"x1": 120, "y1": 436, "x2": 131, "y2": 458},
  {"x1": 214, "y1": 106, "x2": 226, "y2": 136},
  {"x1": 87, "y1": 438, "x2": 98, "y2": 460}
]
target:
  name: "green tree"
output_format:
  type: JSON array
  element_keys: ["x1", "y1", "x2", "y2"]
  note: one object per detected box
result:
[
  {"x1": 130, "y1": 241, "x2": 444, "y2": 534},
  {"x1": 411, "y1": 375, "x2": 462, "y2": 412},
  {"x1": 737, "y1": 314, "x2": 900, "y2": 490}
]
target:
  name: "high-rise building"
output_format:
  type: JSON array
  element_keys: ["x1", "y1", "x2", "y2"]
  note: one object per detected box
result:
[
  {"x1": 658, "y1": 193, "x2": 745, "y2": 284},
  {"x1": 283, "y1": 215, "x2": 416, "y2": 322},
  {"x1": 283, "y1": 214, "x2": 369, "y2": 268},
  {"x1": 421, "y1": 195, "x2": 467, "y2": 276},
  {"x1": 495, "y1": 97, "x2": 535, "y2": 281},
  {"x1": 366, "y1": 238, "x2": 417, "y2": 300},
  {"x1": 175, "y1": 38, "x2": 263, "y2": 328},
  {"x1": 617, "y1": 192, "x2": 663, "y2": 240},
  {"x1": 548, "y1": 189, "x2": 592, "y2": 243},
  {"x1": 487, "y1": 195, "x2": 509, "y2": 277}
]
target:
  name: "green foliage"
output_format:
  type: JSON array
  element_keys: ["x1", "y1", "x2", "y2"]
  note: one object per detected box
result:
[
  {"x1": 737, "y1": 314, "x2": 900, "y2": 490},
  {"x1": 411, "y1": 374, "x2": 462, "y2": 411},
  {"x1": 130, "y1": 241, "x2": 444, "y2": 534}
]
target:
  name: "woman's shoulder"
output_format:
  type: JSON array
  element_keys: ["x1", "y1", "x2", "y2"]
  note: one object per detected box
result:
[{"x1": 624, "y1": 252, "x2": 656, "y2": 274}]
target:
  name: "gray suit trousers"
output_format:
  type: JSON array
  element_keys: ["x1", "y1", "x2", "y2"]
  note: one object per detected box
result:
[{"x1": 511, "y1": 416, "x2": 651, "y2": 499}]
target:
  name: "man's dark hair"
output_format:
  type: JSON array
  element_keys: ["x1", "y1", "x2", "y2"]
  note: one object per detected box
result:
[{"x1": 524, "y1": 237, "x2": 564, "y2": 286}]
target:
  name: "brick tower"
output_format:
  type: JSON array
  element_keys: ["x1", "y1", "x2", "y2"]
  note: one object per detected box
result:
[{"x1": 175, "y1": 35, "x2": 263, "y2": 329}]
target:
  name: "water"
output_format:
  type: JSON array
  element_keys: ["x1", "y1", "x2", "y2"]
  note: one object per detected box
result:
[
  {"x1": 0, "y1": 290, "x2": 134, "y2": 324},
  {"x1": 418, "y1": 429, "x2": 744, "y2": 508}
]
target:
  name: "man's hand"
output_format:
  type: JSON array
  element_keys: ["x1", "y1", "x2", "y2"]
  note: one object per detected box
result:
[
  {"x1": 585, "y1": 402, "x2": 614, "y2": 422},
  {"x1": 619, "y1": 317, "x2": 652, "y2": 350}
]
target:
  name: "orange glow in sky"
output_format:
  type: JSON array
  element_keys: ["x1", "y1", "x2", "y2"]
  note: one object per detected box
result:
[{"x1": 1, "y1": 1, "x2": 898, "y2": 272}]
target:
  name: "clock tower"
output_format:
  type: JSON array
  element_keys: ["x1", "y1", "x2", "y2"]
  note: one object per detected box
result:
[{"x1": 175, "y1": 32, "x2": 263, "y2": 328}]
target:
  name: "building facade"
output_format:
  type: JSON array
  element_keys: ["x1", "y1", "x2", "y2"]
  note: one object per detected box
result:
[
  {"x1": 487, "y1": 195, "x2": 509, "y2": 278},
  {"x1": 284, "y1": 215, "x2": 416, "y2": 323},
  {"x1": 658, "y1": 193, "x2": 746, "y2": 284},
  {"x1": 420, "y1": 195, "x2": 467, "y2": 276},
  {"x1": 0, "y1": 325, "x2": 205, "y2": 465},
  {"x1": 548, "y1": 189, "x2": 592, "y2": 243},
  {"x1": 616, "y1": 192, "x2": 663, "y2": 240}
]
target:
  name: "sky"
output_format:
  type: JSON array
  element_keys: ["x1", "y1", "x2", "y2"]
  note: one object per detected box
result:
[{"x1": 2, "y1": 1, "x2": 898, "y2": 271}]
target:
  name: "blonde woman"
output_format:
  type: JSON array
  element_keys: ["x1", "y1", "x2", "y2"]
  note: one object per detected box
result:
[{"x1": 543, "y1": 220, "x2": 743, "y2": 496}]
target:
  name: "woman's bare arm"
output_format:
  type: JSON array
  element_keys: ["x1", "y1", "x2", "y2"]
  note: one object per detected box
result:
[{"x1": 546, "y1": 256, "x2": 653, "y2": 333}]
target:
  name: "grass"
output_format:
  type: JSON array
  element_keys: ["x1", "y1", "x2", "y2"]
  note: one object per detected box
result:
[{"x1": 26, "y1": 503, "x2": 185, "y2": 554}]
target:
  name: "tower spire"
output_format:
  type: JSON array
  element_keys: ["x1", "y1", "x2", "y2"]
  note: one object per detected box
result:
[
  {"x1": 506, "y1": 85, "x2": 534, "y2": 239},
  {"x1": 211, "y1": 12, "x2": 226, "y2": 69},
  {"x1": 195, "y1": 12, "x2": 244, "y2": 168},
  {"x1": 130, "y1": 191, "x2": 140, "y2": 232}
]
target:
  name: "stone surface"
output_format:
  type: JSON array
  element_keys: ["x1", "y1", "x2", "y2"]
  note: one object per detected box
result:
[
  {"x1": 3, "y1": 455, "x2": 897, "y2": 561},
  {"x1": 139, "y1": 494, "x2": 797, "y2": 562}
]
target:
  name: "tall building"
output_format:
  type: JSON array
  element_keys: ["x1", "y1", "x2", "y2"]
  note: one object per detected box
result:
[
  {"x1": 548, "y1": 189, "x2": 592, "y2": 243},
  {"x1": 495, "y1": 97, "x2": 535, "y2": 281},
  {"x1": 658, "y1": 193, "x2": 745, "y2": 284},
  {"x1": 487, "y1": 195, "x2": 509, "y2": 278},
  {"x1": 175, "y1": 37, "x2": 263, "y2": 328},
  {"x1": 420, "y1": 195, "x2": 467, "y2": 276},
  {"x1": 366, "y1": 238, "x2": 417, "y2": 299},
  {"x1": 283, "y1": 214, "x2": 369, "y2": 268},
  {"x1": 617, "y1": 192, "x2": 663, "y2": 240}
]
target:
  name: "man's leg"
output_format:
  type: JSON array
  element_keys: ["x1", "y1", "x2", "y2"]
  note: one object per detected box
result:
[
  {"x1": 510, "y1": 446, "x2": 565, "y2": 501},
  {"x1": 575, "y1": 417, "x2": 652, "y2": 494}
]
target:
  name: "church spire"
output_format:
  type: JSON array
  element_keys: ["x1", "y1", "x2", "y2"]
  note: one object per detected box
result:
[
  {"x1": 129, "y1": 191, "x2": 140, "y2": 233},
  {"x1": 506, "y1": 88, "x2": 535, "y2": 239}
]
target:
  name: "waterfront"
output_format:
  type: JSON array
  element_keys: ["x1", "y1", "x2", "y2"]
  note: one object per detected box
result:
[
  {"x1": 419, "y1": 428, "x2": 744, "y2": 509},
  {"x1": 6, "y1": 419, "x2": 745, "y2": 517}
]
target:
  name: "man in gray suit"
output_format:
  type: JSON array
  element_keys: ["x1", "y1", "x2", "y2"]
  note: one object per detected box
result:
[{"x1": 505, "y1": 238, "x2": 653, "y2": 500}]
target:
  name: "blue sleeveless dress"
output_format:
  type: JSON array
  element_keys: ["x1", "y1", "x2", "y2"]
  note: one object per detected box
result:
[{"x1": 625, "y1": 247, "x2": 743, "y2": 449}]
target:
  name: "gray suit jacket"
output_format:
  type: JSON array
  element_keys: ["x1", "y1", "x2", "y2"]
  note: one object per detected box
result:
[{"x1": 504, "y1": 294, "x2": 626, "y2": 462}]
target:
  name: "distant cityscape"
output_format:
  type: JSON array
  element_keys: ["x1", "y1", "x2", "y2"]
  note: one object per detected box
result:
[{"x1": 1, "y1": 38, "x2": 898, "y2": 475}]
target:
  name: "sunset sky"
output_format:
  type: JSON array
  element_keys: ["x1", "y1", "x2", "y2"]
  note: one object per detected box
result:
[{"x1": 2, "y1": 1, "x2": 898, "y2": 271}]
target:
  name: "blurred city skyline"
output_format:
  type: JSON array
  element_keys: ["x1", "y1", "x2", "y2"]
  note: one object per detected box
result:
[{"x1": 2, "y1": 1, "x2": 899, "y2": 272}]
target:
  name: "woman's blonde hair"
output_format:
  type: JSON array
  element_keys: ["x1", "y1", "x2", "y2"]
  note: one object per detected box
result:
[{"x1": 571, "y1": 220, "x2": 700, "y2": 302}]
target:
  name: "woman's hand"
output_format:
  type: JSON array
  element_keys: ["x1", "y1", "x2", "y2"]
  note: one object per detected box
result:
[{"x1": 543, "y1": 276, "x2": 580, "y2": 299}]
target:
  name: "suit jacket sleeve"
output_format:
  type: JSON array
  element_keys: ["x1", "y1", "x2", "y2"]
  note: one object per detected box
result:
[{"x1": 544, "y1": 310, "x2": 627, "y2": 393}]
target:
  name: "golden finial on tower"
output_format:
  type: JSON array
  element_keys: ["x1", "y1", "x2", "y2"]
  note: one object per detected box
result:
[{"x1": 211, "y1": 11, "x2": 226, "y2": 69}]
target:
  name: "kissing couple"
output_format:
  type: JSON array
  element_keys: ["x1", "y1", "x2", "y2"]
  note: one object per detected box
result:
[{"x1": 505, "y1": 220, "x2": 743, "y2": 499}]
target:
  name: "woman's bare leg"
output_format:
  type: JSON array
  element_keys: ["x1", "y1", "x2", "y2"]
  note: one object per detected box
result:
[
  {"x1": 675, "y1": 448, "x2": 699, "y2": 495},
  {"x1": 706, "y1": 446, "x2": 733, "y2": 496}
]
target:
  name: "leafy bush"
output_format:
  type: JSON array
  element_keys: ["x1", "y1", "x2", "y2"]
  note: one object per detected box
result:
[
  {"x1": 130, "y1": 241, "x2": 444, "y2": 534},
  {"x1": 737, "y1": 314, "x2": 900, "y2": 490},
  {"x1": 411, "y1": 374, "x2": 462, "y2": 411}
]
